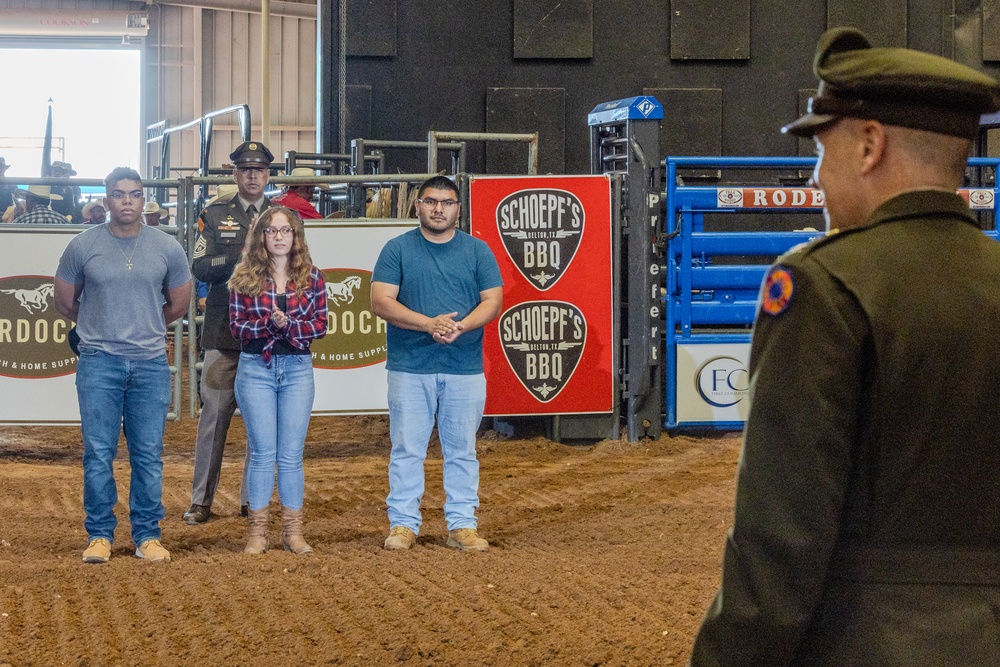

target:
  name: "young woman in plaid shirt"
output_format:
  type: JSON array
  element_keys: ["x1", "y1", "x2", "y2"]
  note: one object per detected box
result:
[{"x1": 228, "y1": 206, "x2": 327, "y2": 554}]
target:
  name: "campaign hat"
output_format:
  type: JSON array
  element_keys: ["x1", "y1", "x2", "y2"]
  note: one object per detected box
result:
[{"x1": 783, "y1": 27, "x2": 1000, "y2": 140}]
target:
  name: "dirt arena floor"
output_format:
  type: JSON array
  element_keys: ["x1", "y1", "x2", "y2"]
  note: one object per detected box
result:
[{"x1": 0, "y1": 413, "x2": 741, "y2": 666}]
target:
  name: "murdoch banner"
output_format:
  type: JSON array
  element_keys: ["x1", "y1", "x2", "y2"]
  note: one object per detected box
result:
[
  {"x1": 0, "y1": 228, "x2": 82, "y2": 424},
  {"x1": 470, "y1": 175, "x2": 614, "y2": 415}
]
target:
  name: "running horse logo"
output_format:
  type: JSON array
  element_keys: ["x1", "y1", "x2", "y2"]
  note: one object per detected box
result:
[
  {"x1": 326, "y1": 275, "x2": 362, "y2": 307},
  {"x1": 1, "y1": 283, "x2": 55, "y2": 314}
]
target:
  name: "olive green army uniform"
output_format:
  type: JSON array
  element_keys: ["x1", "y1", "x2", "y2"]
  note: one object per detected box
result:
[
  {"x1": 690, "y1": 190, "x2": 1000, "y2": 666},
  {"x1": 690, "y1": 26, "x2": 1000, "y2": 667},
  {"x1": 187, "y1": 191, "x2": 272, "y2": 514},
  {"x1": 192, "y1": 192, "x2": 272, "y2": 351}
]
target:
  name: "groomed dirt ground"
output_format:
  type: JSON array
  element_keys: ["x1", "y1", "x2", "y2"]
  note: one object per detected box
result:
[{"x1": 0, "y1": 415, "x2": 741, "y2": 667}]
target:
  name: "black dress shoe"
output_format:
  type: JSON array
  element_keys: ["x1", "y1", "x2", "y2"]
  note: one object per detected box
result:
[
  {"x1": 183, "y1": 504, "x2": 211, "y2": 525},
  {"x1": 240, "y1": 503, "x2": 249, "y2": 518}
]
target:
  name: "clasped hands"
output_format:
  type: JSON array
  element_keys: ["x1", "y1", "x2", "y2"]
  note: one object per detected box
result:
[
  {"x1": 428, "y1": 312, "x2": 464, "y2": 344},
  {"x1": 272, "y1": 308, "x2": 289, "y2": 329}
]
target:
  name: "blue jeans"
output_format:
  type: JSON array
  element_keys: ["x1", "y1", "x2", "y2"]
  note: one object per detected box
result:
[
  {"x1": 76, "y1": 349, "x2": 171, "y2": 546},
  {"x1": 235, "y1": 353, "x2": 315, "y2": 511},
  {"x1": 386, "y1": 371, "x2": 486, "y2": 534}
]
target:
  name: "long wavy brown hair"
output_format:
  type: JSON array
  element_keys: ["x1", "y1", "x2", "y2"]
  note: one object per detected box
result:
[{"x1": 228, "y1": 206, "x2": 314, "y2": 297}]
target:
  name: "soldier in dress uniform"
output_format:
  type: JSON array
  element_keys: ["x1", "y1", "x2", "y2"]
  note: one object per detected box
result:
[
  {"x1": 689, "y1": 28, "x2": 1000, "y2": 666},
  {"x1": 184, "y1": 141, "x2": 274, "y2": 525}
]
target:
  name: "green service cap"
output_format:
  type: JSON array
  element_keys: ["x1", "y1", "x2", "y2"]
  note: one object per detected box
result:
[
  {"x1": 230, "y1": 141, "x2": 274, "y2": 166},
  {"x1": 782, "y1": 27, "x2": 1000, "y2": 139}
]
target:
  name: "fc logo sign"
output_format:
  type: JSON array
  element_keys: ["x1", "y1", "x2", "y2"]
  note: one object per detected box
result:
[
  {"x1": 499, "y1": 301, "x2": 586, "y2": 403},
  {"x1": 695, "y1": 356, "x2": 749, "y2": 408},
  {"x1": 495, "y1": 188, "x2": 584, "y2": 290}
]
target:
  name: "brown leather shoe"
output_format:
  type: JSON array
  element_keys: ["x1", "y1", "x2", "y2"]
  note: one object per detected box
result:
[
  {"x1": 183, "y1": 504, "x2": 211, "y2": 525},
  {"x1": 446, "y1": 528, "x2": 489, "y2": 552}
]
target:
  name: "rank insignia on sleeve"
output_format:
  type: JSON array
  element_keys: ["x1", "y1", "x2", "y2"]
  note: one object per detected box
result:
[{"x1": 762, "y1": 265, "x2": 794, "y2": 316}]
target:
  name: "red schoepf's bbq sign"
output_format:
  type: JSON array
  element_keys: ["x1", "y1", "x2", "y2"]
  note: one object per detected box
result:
[{"x1": 470, "y1": 175, "x2": 614, "y2": 415}]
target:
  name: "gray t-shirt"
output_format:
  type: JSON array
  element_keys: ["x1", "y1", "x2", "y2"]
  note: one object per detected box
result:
[{"x1": 56, "y1": 223, "x2": 191, "y2": 359}]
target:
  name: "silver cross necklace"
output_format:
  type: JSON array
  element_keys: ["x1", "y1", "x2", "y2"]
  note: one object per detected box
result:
[{"x1": 112, "y1": 226, "x2": 142, "y2": 270}]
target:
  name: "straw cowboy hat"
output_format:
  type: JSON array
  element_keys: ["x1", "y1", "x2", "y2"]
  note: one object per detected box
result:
[
  {"x1": 81, "y1": 201, "x2": 105, "y2": 217},
  {"x1": 288, "y1": 167, "x2": 330, "y2": 190},
  {"x1": 205, "y1": 183, "x2": 239, "y2": 207},
  {"x1": 18, "y1": 185, "x2": 63, "y2": 201},
  {"x1": 142, "y1": 201, "x2": 169, "y2": 219}
]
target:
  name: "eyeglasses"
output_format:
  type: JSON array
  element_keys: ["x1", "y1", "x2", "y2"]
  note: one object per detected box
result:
[
  {"x1": 263, "y1": 226, "x2": 294, "y2": 238},
  {"x1": 418, "y1": 197, "x2": 459, "y2": 209},
  {"x1": 109, "y1": 190, "x2": 144, "y2": 201}
]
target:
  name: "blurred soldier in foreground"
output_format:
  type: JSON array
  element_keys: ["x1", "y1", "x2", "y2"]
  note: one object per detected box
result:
[{"x1": 690, "y1": 27, "x2": 1000, "y2": 666}]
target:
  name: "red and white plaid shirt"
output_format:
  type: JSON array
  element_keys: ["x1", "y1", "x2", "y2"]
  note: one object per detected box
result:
[{"x1": 229, "y1": 266, "x2": 328, "y2": 365}]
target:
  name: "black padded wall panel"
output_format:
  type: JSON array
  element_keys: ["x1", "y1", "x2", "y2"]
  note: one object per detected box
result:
[
  {"x1": 346, "y1": 0, "x2": 397, "y2": 57},
  {"x1": 670, "y1": 0, "x2": 750, "y2": 60},
  {"x1": 513, "y1": 0, "x2": 593, "y2": 59},
  {"x1": 345, "y1": 85, "x2": 372, "y2": 146},
  {"x1": 827, "y1": 0, "x2": 906, "y2": 47},
  {"x1": 485, "y1": 87, "x2": 566, "y2": 174},
  {"x1": 644, "y1": 87, "x2": 722, "y2": 158}
]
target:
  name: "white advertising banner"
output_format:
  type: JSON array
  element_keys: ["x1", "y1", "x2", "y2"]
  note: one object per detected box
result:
[
  {"x1": 0, "y1": 222, "x2": 416, "y2": 424},
  {"x1": 675, "y1": 341, "x2": 751, "y2": 424},
  {"x1": 0, "y1": 228, "x2": 82, "y2": 425},
  {"x1": 306, "y1": 221, "x2": 417, "y2": 414}
]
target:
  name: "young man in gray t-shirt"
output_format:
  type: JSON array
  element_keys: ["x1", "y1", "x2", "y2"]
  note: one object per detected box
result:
[{"x1": 55, "y1": 166, "x2": 191, "y2": 565}]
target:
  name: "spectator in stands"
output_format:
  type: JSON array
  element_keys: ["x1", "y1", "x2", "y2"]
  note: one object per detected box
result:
[
  {"x1": 0, "y1": 157, "x2": 15, "y2": 216},
  {"x1": 54, "y1": 166, "x2": 192, "y2": 565},
  {"x1": 184, "y1": 141, "x2": 274, "y2": 526},
  {"x1": 372, "y1": 175, "x2": 503, "y2": 552},
  {"x1": 689, "y1": 27, "x2": 1000, "y2": 666},
  {"x1": 50, "y1": 161, "x2": 82, "y2": 221},
  {"x1": 12, "y1": 185, "x2": 70, "y2": 224},
  {"x1": 228, "y1": 206, "x2": 327, "y2": 554},
  {"x1": 81, "y1": 201, "x2": 106, "y2": 225},
  {"x1": 142, "y1": 201, "x2": 168, "y2": 227},
  {"x1": 271, "y1": 167, "x2": 325, "y2": 220}
]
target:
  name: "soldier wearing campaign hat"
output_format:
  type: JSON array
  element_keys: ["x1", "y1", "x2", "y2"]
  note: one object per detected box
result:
[
  {"x1": 690, "y1": 28, "x2": 1000, "y2": 667},
  {"x1": 185, "y1": 140, "x2": 275, "y2": 526}
]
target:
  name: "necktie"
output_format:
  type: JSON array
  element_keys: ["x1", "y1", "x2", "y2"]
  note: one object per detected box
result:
[{"x1": 247, "y1": 204, "x2": 258, "y2": 225}]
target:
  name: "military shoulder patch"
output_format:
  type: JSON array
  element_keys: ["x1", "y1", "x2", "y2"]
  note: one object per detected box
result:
[
  {"x1": 193, "y1": 235, "x2": 207, "y2": 259},
  {"x1": 761, "y1": 265, "x2": 794, "y2": 316}
]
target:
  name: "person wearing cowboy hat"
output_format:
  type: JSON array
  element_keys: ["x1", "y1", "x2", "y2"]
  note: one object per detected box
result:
[
  {"x1": 13, "y1": 185, "x2": 70, "y2": 224},
  {"x1": 81, "y1": 201, "x2": 107, "y2": 225},
  {"x1": 0, "y1": 157, "x2": 15, "y2": 218},
  {"x1": 271, "y1": 167, "x2": 328, "y2": 220},
  {"x1": 142, "y1": 201, "x2": 169, "y2": 227},
  {"x1": 49, "y1": 161, "x2": 81, "y2": 220}
]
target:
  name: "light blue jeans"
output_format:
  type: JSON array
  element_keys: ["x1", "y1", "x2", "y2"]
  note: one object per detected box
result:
[
  {"x1": 386, "y1": 371, "x2": 486, "y2": 534},
  {"x1": 235, "y1": 353, "x2": 315, "y2": 511},
  {"x1": 76, "y1": 349, "x2": 171, "y2": 546}
]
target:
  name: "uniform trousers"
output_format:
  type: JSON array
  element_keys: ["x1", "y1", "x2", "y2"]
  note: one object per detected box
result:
[{"x1": 189, "y1": 348, "x2": 248, "y2": 509}]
